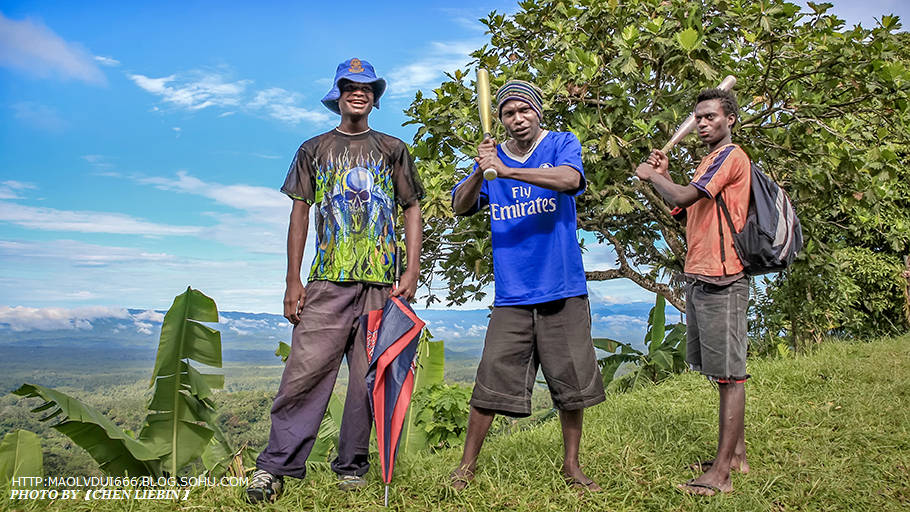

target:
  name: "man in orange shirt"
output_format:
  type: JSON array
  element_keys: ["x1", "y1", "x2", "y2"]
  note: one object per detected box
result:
[{"x1": 635, "y1": 88, "x2": 751, "y2": 496}]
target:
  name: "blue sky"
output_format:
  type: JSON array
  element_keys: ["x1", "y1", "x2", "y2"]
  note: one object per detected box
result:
[{"x1": 1, "y1": 0, "x2": 907, "y2": 317}]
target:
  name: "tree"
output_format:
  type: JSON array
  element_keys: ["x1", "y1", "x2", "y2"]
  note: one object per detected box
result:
[{"x1": 406, "y1": 0, "x2": 910, "y2": 344}]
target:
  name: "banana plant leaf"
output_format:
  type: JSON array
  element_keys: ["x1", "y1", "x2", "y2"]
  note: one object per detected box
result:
[
  {"x1": 12, "y1": 383, "x2": 161, "y2": 477},
  {"x1": 275, "y1": 341, "x2": 291, "y2": 363},
  {"x1": 402, "y1": 337, "x2": 445, "y2": 455},
  {"x1": 0, "y1": 429, "x2": 43, "y2": 485},
  {"x1": 197, "y1": 399, "x2": 233, "y2": 476},
  {"x1": 141, "y1": 287, "x2": 224, "y2": 476},
  {"x1": 647, "y1": 295, "x2": 666, "y2": 355}
]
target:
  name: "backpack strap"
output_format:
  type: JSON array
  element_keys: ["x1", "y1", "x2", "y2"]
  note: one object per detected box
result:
[
  {"x1": 716, "y1": 194, "x2": 738, "y2": 241},
  {"x1": 714, "y1": 199, "x2": 726, "y2": 264},
  {"x1": 715, "y1": 193, "x2": 739, "y2": 269}
]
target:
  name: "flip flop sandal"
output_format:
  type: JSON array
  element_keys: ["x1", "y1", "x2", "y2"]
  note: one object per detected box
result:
[
  {"x1": 449, "y1": 469, "x2": 474, "y2": 490},
  {"x1": 564, "y1": 476, "x2": 601, "y2": 492},
  {"x1": 677, "y1": 478, "x2": 722, "y2": 496}
]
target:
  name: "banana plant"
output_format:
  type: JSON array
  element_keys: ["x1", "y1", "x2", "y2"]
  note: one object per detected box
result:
[
  {"x1": 13, "y1": 287, "x2": 232, "y2": 477},
  {"x1": 594, "y1": 294, "x2": 687, "y2": 393},
  {"x1": 402, "y1": 330, "x2": 445, "y2": 455}
]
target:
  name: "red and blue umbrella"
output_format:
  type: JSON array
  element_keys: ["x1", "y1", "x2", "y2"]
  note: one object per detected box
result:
[{"x1": 365, "y1": 295, "x2": 425, "y2": 506}]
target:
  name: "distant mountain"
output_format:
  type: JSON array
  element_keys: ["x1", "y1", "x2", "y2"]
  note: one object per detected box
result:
[{"x1": 0, "y1": 301, "x2": 678, "y2": 361}]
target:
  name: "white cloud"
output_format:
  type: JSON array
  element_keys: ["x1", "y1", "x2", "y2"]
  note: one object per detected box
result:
[
  {"x1": 249, "y1": 87, "x2": 331, "y2": 124},
  {"x1": 386, "y1": 40, "x2": 483, "y2": 98},
  {"x1": 130, "y1": 71, "x2": 329, "y2": 125},
  {"x1": 0, "y1": 181, "x2": 36, "y2": 200},
  {"x1": 134, "y1": 322, "x2": 153, "y2": 335},
  {"x1": 425, "y1": 320, "x2": 486, "y2": 340},
  {"x1": 436, "y1": 7, "x2": 490, "y2": 32},
  {"x1": 133, "y1": 171, "x2": 292, "y2": 254},
  {"x1": 0, "y1": 200, "x2": 203, "y2": 236},
  {"x1": 0, "y1": 13, "x2": 106, "y2": 84},
  {"x1": 593, "y1": 313, "x2": 648, "y2": 326},
  {"x1": 65, "y1": 291, "x2": 98, "y2": 300},
  {"x1": 581, "y1": 240, "x2": 619, "y2": 269},
  {"x1": 128, "y1": 71, "x2": 250, "y2": 111},
  {"x1": 11, "y1": 101, "x2": 67, "y2": 132},
  {"x1": 0, "y1": 305, "x2": 130, "y2": 331},
  {"x1": 133, "y1": 310, "x2": 164, "y2": 323},
  {"x1": 138, "y1": 171, "x2": 288, "y2": 222},
  {"x1": 587, "y1": 280, "x2": 653, "y2": 306},
  {"x1": 0, "y1": 243, "x2": 286, "y2": 314},
  {"x1": 93, "y1": 55, "x2": 120, "y2": 67},
  {"x1": 81, "y1": 154, "x2": 116, "y2": 171},
  {"x1": 0, "y1": 239, "x2": 175, "y2": 267}
]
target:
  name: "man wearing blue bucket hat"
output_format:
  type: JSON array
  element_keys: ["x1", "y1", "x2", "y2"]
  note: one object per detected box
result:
[{"x1": 246, "y1": 58, "x2": 424, "y2": 503}]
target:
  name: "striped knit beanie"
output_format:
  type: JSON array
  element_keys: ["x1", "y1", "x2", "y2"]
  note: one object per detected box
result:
[{"x1": 495, "y1": 79, "x2": 544, "y2": 120}]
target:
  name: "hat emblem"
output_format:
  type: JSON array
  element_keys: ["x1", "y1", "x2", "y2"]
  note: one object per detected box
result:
[{"x1": 349, "y1": 58, "x2": 364, "y2": 73}]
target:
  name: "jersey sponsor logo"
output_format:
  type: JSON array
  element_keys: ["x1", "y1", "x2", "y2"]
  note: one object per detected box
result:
[{"x1": 490, "y1": 185, "x2": 557, "y2": 221}]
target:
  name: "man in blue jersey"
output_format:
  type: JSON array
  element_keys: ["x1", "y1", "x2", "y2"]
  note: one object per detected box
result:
[{"x1": 449, "y1": 79, "x2": 605, "y2": 491}]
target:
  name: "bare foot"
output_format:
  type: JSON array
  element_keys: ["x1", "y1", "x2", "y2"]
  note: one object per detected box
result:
[
  {"x1": 562, "y1": 465, "x2": 601, "y2": 492},
  {"x1": 687, "y1": 457, "x2": 750, "y2": 474},
  {"x1": 449, "y1": 466, "x2": 474, "y2": 490}
]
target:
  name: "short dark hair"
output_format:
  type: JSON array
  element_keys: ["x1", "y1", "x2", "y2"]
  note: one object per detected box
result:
[{"x1": 696, "y1": 88, "x2": 739, "y2": 124}]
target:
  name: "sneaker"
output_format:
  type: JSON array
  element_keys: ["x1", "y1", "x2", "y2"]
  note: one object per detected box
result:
[
  {"x1": 337, "y1": 474, "x2": 367, "y2": 491},
  {"x1": 245, "y1": 469, "x2": 284, "y2": 504}
]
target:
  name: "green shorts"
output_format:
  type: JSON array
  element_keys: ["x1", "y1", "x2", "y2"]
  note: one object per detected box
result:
[{"x1": 470, "y1": 295, "x2": 605, "y2": 417}]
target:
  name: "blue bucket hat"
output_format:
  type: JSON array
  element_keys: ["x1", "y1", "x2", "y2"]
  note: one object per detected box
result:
[{"x1": 321, "y1": 58, "x2": 387, "y2": 115}]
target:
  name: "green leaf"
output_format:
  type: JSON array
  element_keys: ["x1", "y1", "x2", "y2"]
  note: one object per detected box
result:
[
  {"x1": 651, "y1": 349, "x2": 673, "y2": 371},
  {"x1": 149, "y1": 287, "x2": 221, "y2": 384},
  {"x1": 0, "y1": 430, "x2": 43, "y2": 486},
  {"x1": 599, "y1": 357, "x2": 623, "y2": 388},
  {"x1": 693, "y1": 59, "x2": 719, "y2": 81},
  {"x1": 13, "y1": 383, "x2": 161, "y2": 477},
  {"x1": 138, "y1": 412, "x2": 214, "y2": 473},
  {"x1": 620, "y1": 57, "x2": 638, "y2": 75},
  {"x1": 593, "y1": 337, "x2": 622, "y2": 352},
  {"x1": 676, "y1": 28, "x2": 699, "y2": 51},
  {"x1": 143, "y1": 287, "x2": 223, "y2": 476},
  {"x1": 648, "y1": 294, "x2": 666, "y2": 349},
  {"x1": 403, "y1": 337, "x2": 445, "y2": 455},
  {"x1": 275, "y1": 341, "x2": 291, "y2": 363}
]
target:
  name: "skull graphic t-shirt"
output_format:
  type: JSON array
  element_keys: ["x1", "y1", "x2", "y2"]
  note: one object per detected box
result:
[{"x1": 281, "y1": 129, "x2": 424, "y2": 284}]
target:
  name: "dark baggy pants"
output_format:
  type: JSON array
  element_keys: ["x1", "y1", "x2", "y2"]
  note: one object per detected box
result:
[{"x1": 255, "y1": 280, "x2": 389, "y2": 479}]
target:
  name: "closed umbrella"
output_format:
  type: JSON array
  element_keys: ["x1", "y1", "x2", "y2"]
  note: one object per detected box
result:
[{"x1": 365, "y1": 294, "x2": 425, "y2": 506}]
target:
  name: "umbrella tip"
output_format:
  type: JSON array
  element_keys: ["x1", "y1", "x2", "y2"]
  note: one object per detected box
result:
[{"x1": 384, "y1": 485, "x2": 389, "y2": 506}]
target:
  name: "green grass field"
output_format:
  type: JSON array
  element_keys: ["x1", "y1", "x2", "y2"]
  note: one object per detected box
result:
[{"x1": 4, "y1": 334, "x2": 909, "y2": 511}]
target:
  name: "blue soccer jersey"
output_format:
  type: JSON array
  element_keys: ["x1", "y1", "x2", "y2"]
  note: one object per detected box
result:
[{"x1": 453, "y1": 130, "x2": 588, "y2": 306}]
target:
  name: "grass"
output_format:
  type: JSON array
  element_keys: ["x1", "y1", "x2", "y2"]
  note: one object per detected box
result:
[{"x1": 4, "y1": 334, "x2": 909, "y2": 511}]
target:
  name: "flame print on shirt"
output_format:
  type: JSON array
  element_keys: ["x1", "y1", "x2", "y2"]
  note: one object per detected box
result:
[{"x1": 311, "y1": 148, "x2": 397, "y2": 283}]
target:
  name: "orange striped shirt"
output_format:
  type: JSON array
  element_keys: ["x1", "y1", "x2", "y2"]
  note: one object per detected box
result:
[{"x1": 684, "y1": 144, "x2": 751, "y2": 277}]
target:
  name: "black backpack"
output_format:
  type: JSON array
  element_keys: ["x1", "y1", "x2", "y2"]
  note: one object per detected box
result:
[{"x1": 716, "y1": 163, "x2": 803, "y2": 276}]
